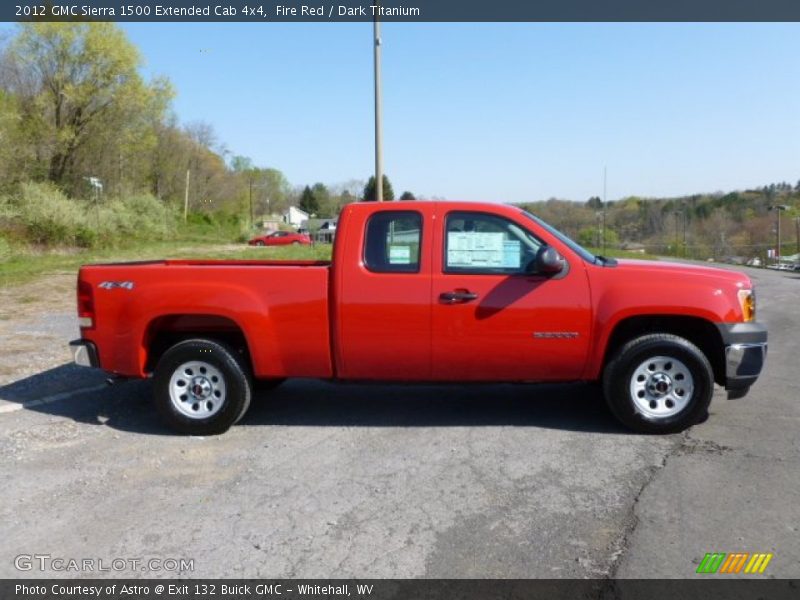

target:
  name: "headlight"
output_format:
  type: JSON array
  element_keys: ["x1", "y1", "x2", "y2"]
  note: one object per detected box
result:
[{"x1": 738, "y1": 288, "x2": 755, "y2": 322}]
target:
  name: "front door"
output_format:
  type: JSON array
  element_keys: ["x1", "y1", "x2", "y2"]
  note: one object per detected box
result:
[{"x1": 431, "y1": 209, "x2": 592, "y2": 382}]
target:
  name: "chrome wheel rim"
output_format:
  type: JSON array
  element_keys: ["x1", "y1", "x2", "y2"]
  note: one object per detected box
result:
[
  {"x1": 629, "y1": 355, "x2": 694, "y2": 419},
  {"x1": 169, "y1": 361, "x2": 226, "y2": 419}
]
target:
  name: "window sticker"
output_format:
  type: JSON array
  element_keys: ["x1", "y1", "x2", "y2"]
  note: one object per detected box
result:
[
  {"x1": 447, "y1": 232, "x2": 507, "y2": 268},
  {"x1": 388, "y1": 245, "x2": 412, "y2": 264},
  {"x1": 502, "y1": 240, "x2": 521, "y2": 268}
]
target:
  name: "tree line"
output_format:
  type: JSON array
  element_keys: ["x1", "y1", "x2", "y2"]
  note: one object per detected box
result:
[
  {"x1": 519, "y1": 181, "x2": 800, "y2": 259},
  {"x1": 0, "y1": 22, "x2": 410, "y2": 233},
  {"x1": 0, "y1": 22, "x2": 797, "y2": 262}
]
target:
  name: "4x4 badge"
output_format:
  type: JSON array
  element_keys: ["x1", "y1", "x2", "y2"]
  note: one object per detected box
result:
[{"x1": 98, "y1": 281, "x2": 135, "y2": 290}]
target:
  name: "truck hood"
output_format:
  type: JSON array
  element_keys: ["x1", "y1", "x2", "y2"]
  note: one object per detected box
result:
[{"x1": 612, "y1": 259, "x2": 752, "y2": 288}]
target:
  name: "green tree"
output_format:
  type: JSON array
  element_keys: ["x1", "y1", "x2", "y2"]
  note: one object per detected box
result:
[
  {"x1": 399, "y1": 191, "x2": 416, "y2": 201},
  {"x1": 578, "y1": 226, "x2": 619, "y2": 248},
  {"x1": 298, "y1": 185, "x2": 319, "y2": 215},
  {"x1": 7, "y1": 23, "x2": 168, "y2": 192},
  {"x1": 585, "y1": 196, "x2": 603, "y2": 210},
  {"x1": 230, "y1": 155, "x2": 254, "y2": 172},
  {"x1": 259, "y1": 168, "x2": 291, "y2": 215},
  {"x1": 0, "y1": 90, "x2": 28, "y2": 188},
  {"x1": 362, "y1": 175, "x2": 395, "y2": 201},
  {"x1": 312, "y1": 182, "x2": 337, "y2": 217}
]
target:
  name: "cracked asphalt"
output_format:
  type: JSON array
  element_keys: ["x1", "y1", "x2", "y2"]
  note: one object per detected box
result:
[{"x1": 0, "y1": 265, "x2": 797, "y2": 579}]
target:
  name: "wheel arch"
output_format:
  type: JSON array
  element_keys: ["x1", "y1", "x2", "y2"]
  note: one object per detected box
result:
[
  {"x1": 142, "y1": 314, "x2": 253, "y2": 375},
  {"x1": 600, "y1": 315, "x2": 725, "y2": 386}
]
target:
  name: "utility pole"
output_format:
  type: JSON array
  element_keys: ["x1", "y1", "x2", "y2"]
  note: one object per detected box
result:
[
  {"x1": 184, "y1": 169, "x2": 190, "y2": 222},
  {"x1": 795, "y1": 215, "x2": 800, "y2": 254},
  {"x1": 249, "y1": 172, "x2": 254, "y2": 228},
  {"x1": 602, "y1": 167, "x2": 607, "y2": 254},
  {"x1": 673, "y1": 209, "x2": 680, "y2": 256},
  {"x1": 596, "y1": 212, "x2": 602, "y2": 248},
  {"x1": 373, "y1": 1, "x2": 384, "y2": 202},
  {"x1": 682, "y1": 204, "x2": 687, "y2": 257}
]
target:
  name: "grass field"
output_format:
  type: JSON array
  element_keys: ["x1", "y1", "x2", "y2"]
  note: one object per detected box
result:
[{"x1": 0, "y1": 242, "x2": 333, "y2": 287}]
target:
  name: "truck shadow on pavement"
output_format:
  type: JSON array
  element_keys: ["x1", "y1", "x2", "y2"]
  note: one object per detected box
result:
[{"x1": 1, "y1": 364, "x2": 628, "y2": 435}]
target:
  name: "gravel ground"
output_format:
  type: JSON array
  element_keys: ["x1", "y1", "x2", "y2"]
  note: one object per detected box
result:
[{"x1": 0, "y1": 265, "x2": 797, "y2": 579}]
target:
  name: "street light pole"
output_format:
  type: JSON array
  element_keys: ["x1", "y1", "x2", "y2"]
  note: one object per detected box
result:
[
  {"x1": 795, "y1": 215, "x2": 800, "y2": 254},
  {"x1": 769, "y1": 204, "x2": 789, "y2": 263},
  {"x1": 249, "y1": 173, "x2": 254, "y2": 228},
  {"x1": 602, "y1": 166, "x2": 607, "y2": 254},
  {"x1": 373, "y1": 2, "x2": 384, "y2": 202},
  {"x1": 673, "y1": 209, "x2": 680, "y2": 256},
  {"x1": 682, "y1": 204, "x2": 687, "y2": 257}
]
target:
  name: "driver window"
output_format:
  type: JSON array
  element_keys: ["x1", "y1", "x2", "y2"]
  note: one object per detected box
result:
[{"x1": 444, "y1": 212, "x2": 542, "y2": 274}]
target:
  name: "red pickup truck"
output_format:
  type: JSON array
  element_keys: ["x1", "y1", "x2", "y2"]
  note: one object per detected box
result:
[{"x1": 70, "y1": 201, "x2": 767, "y2": 435}]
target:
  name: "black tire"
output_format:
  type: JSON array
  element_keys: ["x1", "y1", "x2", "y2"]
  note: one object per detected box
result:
[
  {"x1": 602, "y1": 333, "x2": 713, "y2": 434},
  {"x1": 153, "y1": 338, "x2": 252, "y2": 435},
  {"x1": 291, "y1": 240, "x2": 300, "y2": 245},
  {"x1": 255, "y1": 240, "x2": 265, "y2": 246}
]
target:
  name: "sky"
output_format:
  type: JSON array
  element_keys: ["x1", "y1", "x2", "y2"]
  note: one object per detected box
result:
[{"x1": 113, "y1": 23, "x2": 800, "y2": 203}]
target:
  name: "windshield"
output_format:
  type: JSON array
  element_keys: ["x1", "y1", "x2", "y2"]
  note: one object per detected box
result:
[{"x1": 521, "y1": 210, "x2": 598, "y2": 264}]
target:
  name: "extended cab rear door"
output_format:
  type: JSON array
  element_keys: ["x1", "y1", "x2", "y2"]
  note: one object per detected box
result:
[
  {"x1": 430, "y1": 206, "x2": 592, "y2": 382},
  {"x1": 334, "y1": 204, "x2": 433, "y2": 380}
]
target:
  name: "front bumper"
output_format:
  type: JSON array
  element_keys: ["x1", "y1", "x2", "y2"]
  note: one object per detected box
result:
[
  {"x1": 716, "y1": 323, "x2": 767, "y2": 398},
  {"x1": 69, "y1": 339, "x2": 99, "y2": 368}
]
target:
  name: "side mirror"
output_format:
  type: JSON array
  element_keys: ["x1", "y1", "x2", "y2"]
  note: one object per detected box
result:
[{"x1": 532, "y1": 245, "x2": 565, "y2": 275}]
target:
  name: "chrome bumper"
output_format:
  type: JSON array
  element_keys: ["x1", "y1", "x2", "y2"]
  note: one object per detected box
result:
[
  {"x1": 716, "y1": 322, "x2": 767, "y2": 399},
  {"x1": 726, "y1": 343, "x2": 767, "y2": 380},
  {"x1": 69, "y1": 340, "x2": 99, "y2": 368}
]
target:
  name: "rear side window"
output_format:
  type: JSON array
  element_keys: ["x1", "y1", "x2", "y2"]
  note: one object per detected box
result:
[{"x1": 364, "y1": 211, "x2": 422, "y2": 273}]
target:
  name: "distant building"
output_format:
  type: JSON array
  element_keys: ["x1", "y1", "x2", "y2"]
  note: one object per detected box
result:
[
  {"x1": 300, "y1": 218, "x2": 338, "y2": 243},
  {"x1": 282, "y1": 206, "x2": 309, "y2": 229}
]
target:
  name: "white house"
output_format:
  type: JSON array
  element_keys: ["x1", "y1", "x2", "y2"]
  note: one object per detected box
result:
[{"x1": 282, "y1": 206, "x2": 309, "y2": 229}]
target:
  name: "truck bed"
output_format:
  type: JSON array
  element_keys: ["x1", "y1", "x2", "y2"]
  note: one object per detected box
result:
[{"x1": 78, "y1": 260, "x2": 334, "y2": 379}]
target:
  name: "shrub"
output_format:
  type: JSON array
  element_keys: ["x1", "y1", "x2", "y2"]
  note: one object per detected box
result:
[
  {"x1": 75, "y1": 226, "x2": 98, "y2": 248},
  {"x1": 120, "y1": 194, "x2": 171, "y2": 238},
  {"x1": 1, "y1": 183, "x2": 174, "y2": 248},
  {"x1": 15, "y1": 182, "x2": 88, "y2": 245},
  {"x1": 0, "y1": 235, "x2": 11, "y2": 263}
]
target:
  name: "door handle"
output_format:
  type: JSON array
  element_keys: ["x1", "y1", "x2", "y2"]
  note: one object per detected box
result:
[{"x1": 439, "y1": 290, "x2": 479, "y2": 304}]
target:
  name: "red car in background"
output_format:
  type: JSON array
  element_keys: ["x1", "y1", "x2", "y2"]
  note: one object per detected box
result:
[{"x1": 248, "y1": 231, "x2": 312, "y2": 246}]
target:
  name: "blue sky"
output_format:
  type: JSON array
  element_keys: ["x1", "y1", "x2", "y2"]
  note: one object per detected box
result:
[{"x1": 117, "y1": 23, "x2": 798, "y2": 202}]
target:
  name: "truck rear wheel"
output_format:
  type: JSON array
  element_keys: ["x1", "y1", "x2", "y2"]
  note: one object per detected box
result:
[
  {"x1": 153, "y1": 339, "x2": 252, "y2": 435},
  {"x1": 602, "y1": 333, "x2": 713, "y2": 434}
]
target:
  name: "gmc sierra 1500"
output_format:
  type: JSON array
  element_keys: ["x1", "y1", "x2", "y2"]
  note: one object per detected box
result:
[{"x1": 71, "y1": 201, "x2": 767, "y2": 435}]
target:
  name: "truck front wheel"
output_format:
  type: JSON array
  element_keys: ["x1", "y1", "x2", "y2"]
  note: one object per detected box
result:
[
  {"x1": 602, "y1": 333, "x2": 713, "y2": 434},
  {"x1": 153, "y1": 339, "x2": 252, "y2": 435}
]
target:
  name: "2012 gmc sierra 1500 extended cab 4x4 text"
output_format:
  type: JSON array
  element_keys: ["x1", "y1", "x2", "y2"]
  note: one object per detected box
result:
[{"x1": 70, "y1": 201, "x2": 767, "y2": 435}]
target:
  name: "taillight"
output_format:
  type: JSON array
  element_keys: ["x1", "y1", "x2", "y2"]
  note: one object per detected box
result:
[{"x1": 77, "y1": 279, "x2": 95, "y2": 329}]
